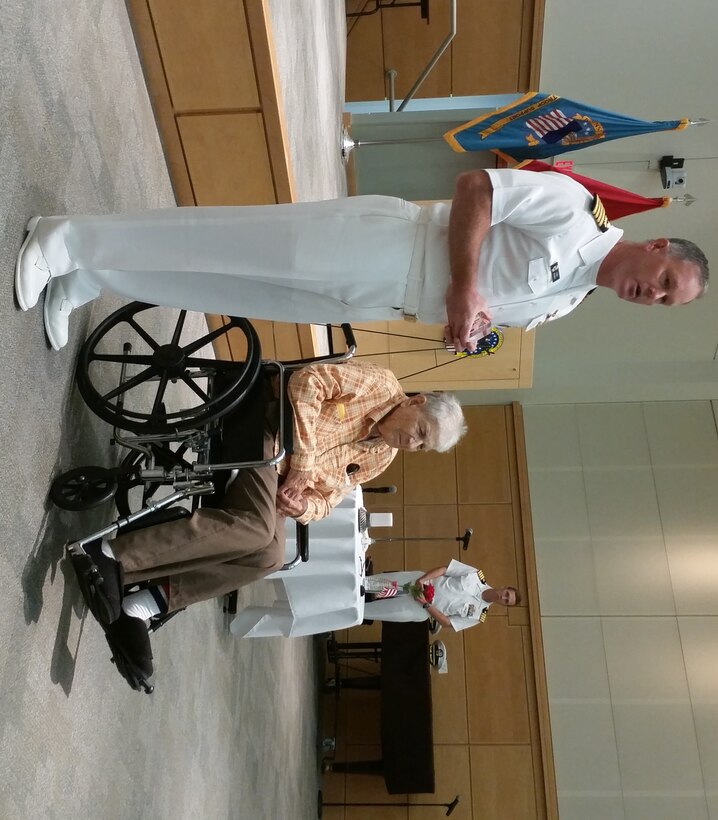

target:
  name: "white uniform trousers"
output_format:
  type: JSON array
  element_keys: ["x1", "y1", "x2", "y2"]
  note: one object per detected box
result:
[{"x1": 31, "y1": 196, "x2": 450, "y2": 324}]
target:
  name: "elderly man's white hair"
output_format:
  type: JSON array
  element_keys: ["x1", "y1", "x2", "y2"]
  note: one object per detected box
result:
[{"x1": 421, "y1": 392, "x2": 467, "y2": 452}]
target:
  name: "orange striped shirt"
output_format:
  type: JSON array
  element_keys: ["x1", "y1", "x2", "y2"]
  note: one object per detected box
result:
[{"x1": 283, "y1": 361, "x2": 406, "y2": 522}]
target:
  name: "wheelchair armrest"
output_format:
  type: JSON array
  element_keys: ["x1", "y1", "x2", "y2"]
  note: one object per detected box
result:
[
  {"x1": 278, "y1": 323, "x2": 357, "y2": 370},
  {"x1": 280, "y1": 521, "x2": 309, "y2": 571},
  {"x1": 224, "y1": 520, "x2": 309, "y2": 615}
]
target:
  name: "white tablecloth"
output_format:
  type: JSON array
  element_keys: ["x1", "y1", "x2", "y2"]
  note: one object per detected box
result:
[{"x1": 229, "y1": 487, "x2": 367, "y2": 638}]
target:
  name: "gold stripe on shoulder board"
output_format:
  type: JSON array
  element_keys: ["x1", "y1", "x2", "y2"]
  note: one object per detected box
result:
[
  {"x1": 591, "y1": 195, "x2": 611, "y2": 233},
  {"x1": 477, "y1": 569, "x2": 486, "y2": 583},
  {"x1": 479, "y1": 610, "x2": 488, "y2": 623}
]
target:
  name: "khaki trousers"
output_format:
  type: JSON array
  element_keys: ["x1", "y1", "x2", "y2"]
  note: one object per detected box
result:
[{"x1": 112, "y1": 432, "x2": 285, "y2": 611}]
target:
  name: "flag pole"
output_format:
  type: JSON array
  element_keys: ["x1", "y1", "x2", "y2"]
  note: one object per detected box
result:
[
  {"x1": 672, "y1": 193, "x2": 697, "y2": 205},
  {"x1": 342, "y1": 126, "x2": 443, "y2": 160}
]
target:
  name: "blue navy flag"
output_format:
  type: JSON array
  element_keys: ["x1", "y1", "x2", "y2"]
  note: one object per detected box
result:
[{"x1": 443, "y1": 92, "x2": 689, "y2": 162}]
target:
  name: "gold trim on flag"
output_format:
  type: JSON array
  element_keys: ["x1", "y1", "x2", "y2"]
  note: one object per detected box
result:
[{"x1": 443, "y1": 91, "x2": 540, "y2": 152}]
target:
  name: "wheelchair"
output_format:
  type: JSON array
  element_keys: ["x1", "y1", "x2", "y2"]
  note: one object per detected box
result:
[{"x1": 51, "y1": 302, "x2": 356, "y2": 693}]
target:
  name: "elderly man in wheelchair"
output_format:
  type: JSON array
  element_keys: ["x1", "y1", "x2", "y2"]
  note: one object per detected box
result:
[{"x1": 55, "y1": 303, "x2": 466, "y2": 693}]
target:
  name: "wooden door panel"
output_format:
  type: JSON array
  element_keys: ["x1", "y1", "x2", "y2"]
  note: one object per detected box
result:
[
  {"x1": 456, "y1": 407, "x2": 512, "y2": 504},
  {"x1": 470, "y1": 745, "x2": 537, "y2": 820},
  {"x1": 465, "y1": 619, "x2": 531, "y2": 743},
  {"x1": 149, "y1": 0, "x2": 258, "y2": 110},
  {"x1": 452, "y1": 0, "x2": 526, "y2": 95},
  {"x1": 178, "y1": 113, "x2": 275, "y2": 206},
  {"x1": 382, "y1": 0, "x2": 452, "y2": 100}
]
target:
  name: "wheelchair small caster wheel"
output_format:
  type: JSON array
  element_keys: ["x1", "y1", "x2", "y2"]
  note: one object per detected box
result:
[{"x1": 50, "y1": 466, "x2": 118, "y2": 511}]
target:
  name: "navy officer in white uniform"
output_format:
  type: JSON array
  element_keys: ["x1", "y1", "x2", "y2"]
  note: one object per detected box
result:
[
  {"x1": 363, "y1": 560, "x2": 520, "y2": 632},
  {"x1": 15, "y1": 168, "x2": 709, "y2": 351}
]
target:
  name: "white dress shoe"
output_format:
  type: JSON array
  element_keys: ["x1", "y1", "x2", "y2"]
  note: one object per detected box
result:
[
  {"x1": 43, "y1": 279, "x2": 74, "y2": 351},
  {"x1": 15, "y1": 217, "x2": 50, "y2": 311}
]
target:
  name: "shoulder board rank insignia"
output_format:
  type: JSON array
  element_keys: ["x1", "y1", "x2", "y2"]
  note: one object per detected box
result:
[
  {"x1": 479, "y1": 610, "x2": 488, "y2": 623},
  {"x1": 477, "y1": 569, "x2": 486, "y2": 583},
  {"x1": 591, "y1": 195, "x2": 611, "y2": 233}
]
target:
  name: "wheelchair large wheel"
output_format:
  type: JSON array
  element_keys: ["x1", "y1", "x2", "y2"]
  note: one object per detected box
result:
[
  {"x1": 76, "y1": 303, "x2": 261, "y2": 433},
  {"x1": 50, "y1": 466, "x2": 118, "y2": 511}
]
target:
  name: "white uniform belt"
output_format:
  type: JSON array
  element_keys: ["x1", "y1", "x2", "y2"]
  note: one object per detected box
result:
[{"x1": 402, "y1": 208, "x2": 431, "y2": 320}]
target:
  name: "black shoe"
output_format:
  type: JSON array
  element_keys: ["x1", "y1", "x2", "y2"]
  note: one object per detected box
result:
[
  {"x1": 70, "y1": 539, "x2": 124, "y2": 624},
  {"x1": 105, "y1": 611, "x2": 154, "y2": 681}
]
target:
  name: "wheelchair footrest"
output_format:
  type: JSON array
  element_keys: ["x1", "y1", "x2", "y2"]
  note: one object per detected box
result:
[{"x1": 104, "y1": 613, "x2": 155, "y2": 694}]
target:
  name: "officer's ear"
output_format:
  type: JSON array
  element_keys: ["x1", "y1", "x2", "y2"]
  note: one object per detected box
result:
[{"x1": 646, "y1": 238, "x2": 669, "y2": 253}]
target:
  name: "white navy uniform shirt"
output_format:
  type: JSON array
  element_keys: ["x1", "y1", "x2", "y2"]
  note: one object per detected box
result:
[
  {"x1": 432, "y1": 559, "x2": 493, "y2": 632},
  {"x1": 418, "y1": 168, "x2": 624, "y2": 329}
]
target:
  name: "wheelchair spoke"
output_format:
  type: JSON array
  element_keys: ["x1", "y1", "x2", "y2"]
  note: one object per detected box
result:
[
  {"x1": 126, "y1": 316, "x2": 161, "y2": 351},
  {"x1": 170, "y1": 311, "x2": 187, "y2": 346},
  {"x1": 102, "y1": 365, "x2": 160, "y2": 403},
  {"x1": 88, "y1": 353, "x2": 156, "y2": 366},
  {"x1": 180, "y1": 373, "x2": 210, "y2": 403},
  {"x1": 150, "y1": 372, "x2": 170, "y2": 417},
  {"x1": 182, "y1": 323, "x2": 240, "y2": 356}
]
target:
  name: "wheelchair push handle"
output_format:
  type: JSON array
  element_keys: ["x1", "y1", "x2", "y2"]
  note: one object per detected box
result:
[
  {"x1": 281, "y1": 323, "x2": 357, "y2": 369},
  {"x1": 339, "y1": 323, "x2": 357, "y2": 357}
]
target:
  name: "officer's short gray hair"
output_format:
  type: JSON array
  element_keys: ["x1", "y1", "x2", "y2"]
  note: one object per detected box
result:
[
  {"x1": 421, "y1": 392, "x2": 467, "y2": 452},
  {"x1": 668, "y1": 238, "x2": 710, "y2": 296}
]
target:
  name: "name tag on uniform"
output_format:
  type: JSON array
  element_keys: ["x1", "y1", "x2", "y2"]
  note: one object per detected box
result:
[{"x1": 550, "y1": 262, "x2": 560, "y2": 282}]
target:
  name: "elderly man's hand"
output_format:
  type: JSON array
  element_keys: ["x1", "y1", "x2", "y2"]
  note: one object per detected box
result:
[
  {"x1": 445, "y1": 282, "x2": 491, "y2": 352},
  {"x1": 276, "y1": 485, "x2": 308, "y2": 519},
  {"x1": 281, "y1": 467, "x2": 312, "y2": 496}
]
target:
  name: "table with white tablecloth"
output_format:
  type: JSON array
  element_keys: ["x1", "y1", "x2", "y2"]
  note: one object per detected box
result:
[{"x1": 229, "y1": 487, "x2": 367, "y2": 638}]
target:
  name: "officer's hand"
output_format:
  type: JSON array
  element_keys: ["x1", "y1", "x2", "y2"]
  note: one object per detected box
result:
[{"x1": 445, "y1": 282, "x2": 490, "y2": 352}]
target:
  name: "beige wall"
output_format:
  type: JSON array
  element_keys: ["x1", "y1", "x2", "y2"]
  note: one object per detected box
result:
[
  {"x1": 525, "y1": 399, "x2": 718, "y2": 819},
  {"x1": 484, "y1": 0, "x2": 718, "y2": 408}
]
